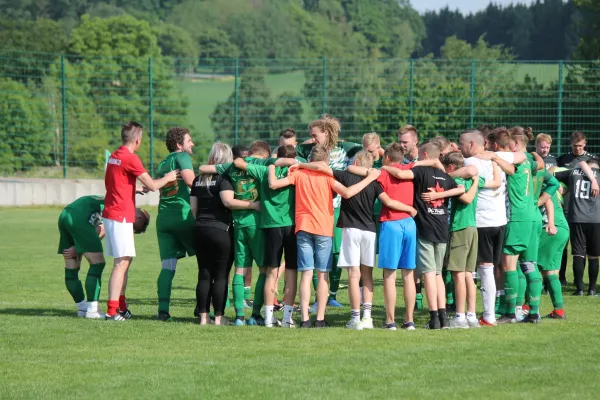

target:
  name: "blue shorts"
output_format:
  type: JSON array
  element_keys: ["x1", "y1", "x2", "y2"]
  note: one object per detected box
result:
[
  {"x1": 378, "y1": 218, "x2": 417, "y2": 270},
  {"x1": 296, "y1": 231, "x2": 333, "y2": 272}
]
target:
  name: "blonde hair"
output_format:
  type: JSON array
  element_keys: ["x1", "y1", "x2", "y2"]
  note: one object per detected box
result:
[
  {"x1": 536, "y1": 133, "x2": 552, "y2": 145},
  {"x1": 310, "y1": 145, "x2": 330, "y2": 162},
  {"x1": 309, "y1": 115, "x2": 341, "y2": 150},
  {"x1": 354, "y1": 150, "x2": 374, "y2": 168},
  {"x1": 441, "y1": 151, "x2": 465, "y2": 169},
  {"x1": 509, "y1": 126, "x2": 534, "y2": 146},
  {"x1": 398, "y1": 124, "x2": 418, "y2": 139},
  {"x1": 418, "y1": 142, "x2": 440, "y2": 159},
  {"x1": 362, "y1": 132, "x2": 380, "y2": 149},
  {"x1": 429, "y1": 135, "x2": 450, "y2": 153},
  {"x1": 202, "y1": 141, "x2": 233, "y2": 190}
]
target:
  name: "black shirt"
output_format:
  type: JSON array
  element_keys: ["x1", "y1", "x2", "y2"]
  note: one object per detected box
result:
[
  {"x1": 190, "y1": 175, "x2": 233, "y2": 231},
  {"x1": 542, "y1": 155, "x2": 557, "y2": 170},
  {"x1": 411, "y1": 166, "x2": 457, "y2": 243},
  {"x1": 333, "y1": 170, "x2": 383, "y2": 232},
  {"x1": 557, "y1": 152, "x2": 594, "y2": 169},
  {"x1": 555, "y1": 168, "x2": 600, "y2": 223}
]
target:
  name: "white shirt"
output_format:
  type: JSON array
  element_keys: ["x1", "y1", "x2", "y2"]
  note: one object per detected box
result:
[{"x1": 464, "y1": 152, "x2": 514, "y2": 228}]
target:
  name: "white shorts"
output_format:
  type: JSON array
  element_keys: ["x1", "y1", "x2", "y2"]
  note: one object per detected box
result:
[
  {"x1": 104, "y1": 218, "x2": 136, "y2": 258},
  {"x1": 338, "y1": 228, "x2": 376, "y2": 268}
]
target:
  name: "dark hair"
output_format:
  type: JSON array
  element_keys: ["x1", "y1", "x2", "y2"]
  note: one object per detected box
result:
[
  {"x1": 277, "y1": 145, "x2": 297, "y2": 159},
  {"x1": 587, "y1": 157, "x2": 600, "y2": 168},
  {"x1": 280, "y1": 128, "x2": 296, "y2": 139},
  {"x1": 133, "y1": 208, "x2": 150, "y2": 234},
  {"x1": 165, "y1": 127, "x2": 190, "y2": 152},
  {"x1": 572, "y1": 131, "x2": 586, "y2": 143},
  {"x1": 488, "y1": 127, "x2": 511, "y2": 149},
  {"x1": 248, "y1": 140, "x2": 271, "y2": 157},
  {"x1": 121, "y1": 121, "x2": 143, "y2": 143},
  {"x1": 384, "y1": 142, "x2": 404, "y2": 162},
  {"x1": 477, "y1": 124, "x2": 494, "y2": 136},
  {"x1": 232, "y1": 144, "x2": 248, "y2": 159}
]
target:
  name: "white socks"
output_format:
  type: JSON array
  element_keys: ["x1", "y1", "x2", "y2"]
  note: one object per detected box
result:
[
  {"x1": 265, "y1": 306, "x2": 274, "y2": 323},
  {"x1": 362, "y1": 302, "x2": 372, "y2": 319},
  {"x1": 76, "y1": 300, "x2": 87, "y2": 312},
  {"x1": 478, "y1": 265, "x2": 496, "y2": 322},
  {"x1": 283, "y1": 305, "x2": 293, "y2": 323},
  {"x1": 86, "y1": 301, "x2": 98, "y2": 313}
]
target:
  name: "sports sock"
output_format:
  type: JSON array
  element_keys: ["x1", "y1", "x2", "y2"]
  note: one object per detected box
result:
[
  {"x1": 504, "y1": 270, "x2": 518, "y2": 316},
  {"x1": 157, "y1": 269, "x2": 175, "y2": 313},
  {"x1": 283, "y1": 304, "x2": 293, "y2": 323},
  {"x1": 466, "y1": 312, "x2": 477, "y2": 320},
  {"x1": 107, "y1": 300, "x2": 119, "y2": 316},
  {"x1": 479, "y1": 266, "x2": 496, "y2": 322},
  {"x1": 456, "y1": 312, "x2": 465, "y2": 320},
  {"x1": 517, "y1": 267, "x2": 526, "y2": 307},
  {"x1": 362, "y1": 302, "x2": 372, "y2": 319},
  {"x1": 85, "y1": 262, "x2": 105, "y2": 302},
  {"x1": 252, "y1": 272, "x2": 266, "y2": 317},
  {"x1": 119, "y1": 295, "x2": 128, "y2": 312},
  {"x1": 265, "y1": 305, "x2": 274, "y2": 324},
  {"x1": 545, "y1": 275, "x2": 564, "y2": 310},
  {"x1": 328, "y1": 258, "x2": 341, "y2": 301},
  {"x1": 233, "y1": 273, "x2": 245, "y2": 318},
  {"x1": 244, "y1": 286, "x2": 251, "y2": 301},
  {"x1": 588, "y1": 258, "x2": 599, "y2": 292},
  {"x1": 497, "y1": 290, "x2": 507, "y2": 315},
  {"x1": 312, "y1": 270, "x2": 318, "y2": 292},
  {"x1": 573, "y1": 257, "x2": 585, "y2": 292},
  {"x1": 438, "y1": 308, "x2": 449, "y2": 326},
  {"x1": 443, "y1": 269, "x2": 454, "y2": 305},
  {"x1": 65, "y1": 268, "x2": 85, "y2": 304},
  {"x1": 76, "y1": 300, "x2": 87, "y2": 312},
  {"x1": 351, "y1": 309, "x2": 360, "y2": 322},
  {"x1": 429, "y1": 310, "x2": 439, "y2": 323},
  {"x1": 522, "y1": 262, "x2": 542, "y2": 315}
]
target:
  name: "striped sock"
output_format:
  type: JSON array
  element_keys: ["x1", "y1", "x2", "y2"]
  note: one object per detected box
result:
[{"x1": 362, "y1": 302, "x2": 372, "y2": 319}]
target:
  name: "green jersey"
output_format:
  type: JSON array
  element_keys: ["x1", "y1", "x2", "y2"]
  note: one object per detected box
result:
[
  {"x1": 507, "y1": 155, "x2": 537, "y2": 222},
  {"x1": 246, "y1": 164, "x2": 295, "y2": 228},
  {"x1": 216, "y1": 157, "x2": 276, "y2": 228},
  {"x1": 296, "y1": 141, "x2": 362, "y2": 208},
  {"x1": 372, "y1": 158, "x2": 383, "y2": 220},
  {"x1": 450, "y1": 177, "x2": 484, "y2": 232},
  {"x1": 529, "y1": 154, "x2": 560, "y2": 222},
  {"x1": 156, "y1": 152, "x2": 194, "y2": 217},
  {"x1": 65, "y1": 195, "x2": 104, "y2": 226}
]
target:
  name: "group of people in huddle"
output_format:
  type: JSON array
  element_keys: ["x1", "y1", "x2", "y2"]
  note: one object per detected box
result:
[{"x1": 56, "y1": 117, "x2": 600, "y2": 330}]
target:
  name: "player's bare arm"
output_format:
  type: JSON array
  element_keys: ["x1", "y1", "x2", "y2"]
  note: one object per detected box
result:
[
  {"x1": 381, "y1": 165, "x2": 414, "y2": 180},
  {"x1": 414, "y1": 158, "x2": 446, "y2": 171},
  {"x1": 138, "y1": 170, "x2": 178, "y2": 191},
  {"x1": 289, "y1": 161, "x2": 332, "y2": 176},
  {"x1": 544, "y1": 198, "x2": 557, "y2": 236},
  {"x1": 268, "y1": 164, "x2": 293, "y2": 190},
  {"x1": 333, "y1": 168, "x2": 380, "y2": 199},
  {"x1": 531, "y1": 152, "x2": 545, "y2": 171},
  {"x1": 220, "y1": 190, "x2": 260, "y2": 211},
  {"x1": 448, "y1": 164, "x2": 478, "y2": 179},
  {"x1": 578, "y1": 161, "x2": 600, "y2": 197},
  {"x1": 421, "y1": 185, "x2": 466, "y2": 202},
  {"x1": 198, "y1": 165, "x2": 217, "y2": 174},
  {"x1": 378, "y1": 192, "x2": 417, "y2": 217},
  {"x1": 484, "y1": 161, "x2": 501, "y2": 189},
  {"x1": 458, "y1": 175, "x2": 480, "y2": 204}
]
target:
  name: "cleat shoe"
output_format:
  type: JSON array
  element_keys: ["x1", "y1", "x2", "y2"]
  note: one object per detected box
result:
[
  {"x1": 327, "y1": 299, "x2": 343, "y2": 307},
  {"x1": 77, "y1": 309, "x2": 87, "y2": 318},
  {"x1": 479, "y1": 316, "x2": 497, "y2": 327},
  {"x1": 401, "y1": 322, "x2": 416, "y2": 331},
  {"x1": 118, "y1": 308, "x2": 132, "y2": 319},
  {"x1": 523, "y1": 313, "x2": 541, "y2": 324},
  {"x1": 105, "y1": 313, "x2": 126, "y2": 321},
  {"x1": 234, "y1": 318, "x2": 246, "y2": 326},
  {"x1": 559, "y1": 278, "x2": 567, "y2": 287},
  {"x1": 449, "y1": 317, "x2": 469, "y2": 329},
  {"x1": 572, "y1": 290, "x2": 584, "y2": 296},
  {"x1": 314, "y1": 319, "x2": 329, "y2": 328},
  {"x1": 382, "y1": 322, "x2": 397, "y2": 331},
  {"x1": 497, "y1": 315, "x2": 517, "y2": 324},
  {"x1": 588, "y1": 290, "x2": 597, "y2": 296},
  {"x1": 415, "y1": 294, "x2": 423, "y2": 310},
  {"x1": 85, "y1": 310, "x2": 105, "y2": 319},
  {"x1": 439, "y1": 315, "x2": 450, "y2": 329},
  {"x1": 265, "y1": 316, "x2": 282, "y2": 328},
  {"x1": 157, "y1": 311, "x2": 173, "y2": 322},
  {"x1": 309, "y1": 302, "x2": 318, "y2": 314},
  {"x1": 243, "y1": 299, "x2": 253, "y2": 309},
  {"x1": 247, "y1": 315, "x2": 266, "y2": 326},
  {"x1": 300, "y1": 320, "x2": 312, "y2": 328},
  {"x1": 467, "y1": 318, "x2": 481, "y2": 328},
  {"x1": 425, "y1": 319, "x2": 441, "y2": 330},
  {"x1": 346, "y1": 319, "x2": 363, "y2": 330},
  {"x1": 545, "y1": 310, "x2": 566, "y2": 320},
  {"x1": 516, "y1": 308, "x2": 527, "y2": 322},
  {"x1": 282, "y1": 319, "x2": 296, "y2": 328},
  {"x1": 361, "y1": 317, "x2": 374, "y2": 330}
]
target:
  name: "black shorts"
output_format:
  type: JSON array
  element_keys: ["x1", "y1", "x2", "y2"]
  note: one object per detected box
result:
[
  {"x1": 570, "y1": 223, "x2": 600, "y2": 257},
  {"x1": 263, "y1": 226, "x2": 297, "y2": 270},
  {"x1": 477, "y1": 226, "x2": 505, "y2": 265}
]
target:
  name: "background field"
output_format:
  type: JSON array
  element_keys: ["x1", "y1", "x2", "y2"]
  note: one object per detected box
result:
[{"x1": 2, "y1": 206, "x2": 600, "y2": 399}]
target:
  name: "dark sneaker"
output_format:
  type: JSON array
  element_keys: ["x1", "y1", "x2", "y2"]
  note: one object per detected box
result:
[
  {"x1": 105, "y1": 313, "x2": 126, "y2": 321},
  {"x1": 382, "y1": 322, "x2": 397, "y2": 330},
  {"x1": 559, "y1": 279, "x2": 567, "y2": 287},
  {"x1": 300, "y1": 320, "x2": 312, "y2": 328},
  {"x1": 118, "y1": 308, "x2": 133, "y2": 319},
  {"x1": 157, "y1": 311, "x2": 172, "y2": 322},
  {"x1": 572, "y1": 290, "x2": 584, "y2": 296},
  {"x1": 545, "y1": 310, "x2": 566, "y2": 320},
  {"x1": 497, "y1": 315, "x2": 517, "y2": 324},
  {"x1": 523, "y1": 313, "x2": 541, "y2": 324},
  {"x1": 424, "y1": 319, "x2": 441, "y2": 330},
  {"x1": 314, "y1": 319, "x2": 329, "y2": 328},
  {"x1": 401, "y1": 321, "x2": 416, "y2": 331}
]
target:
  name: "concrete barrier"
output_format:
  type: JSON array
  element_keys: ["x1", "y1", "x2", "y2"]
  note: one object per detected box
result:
[{"x1": 0, "y1": 178, "x2": 160, "y2": 207}]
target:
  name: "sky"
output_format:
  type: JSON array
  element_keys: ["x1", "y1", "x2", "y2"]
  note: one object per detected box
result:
[{"x1": 412, "y1": 0, "x2": 537, "y2": 14}]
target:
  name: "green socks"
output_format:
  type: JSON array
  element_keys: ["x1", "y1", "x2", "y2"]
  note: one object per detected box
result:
[
  {"x1": 545, "y1": 274, "x2": 564, "y2": 310},
  {"x1": 523, "y1": 263, "x2": 542, "y2": 315},
  {"x1": 504, "y1": 270, "x2": 518, "y2": 316},
  {"x1": 328, "y1": 255, "x2": 341, "y2": 301},
  {"x1": 65, "y1": 268, "x2": 85, "y2": 304},
  {"x1": 252, "y1": 272, "x2": 266, "y2": 317},
  {"x1": 233, "y1": 273, "x2": 245, "y2": 318},
  {"x1": 444, "y1": 269, "x2": 455, "y2": 306},
  {"x1": 312, "y1": 270, "x2": 318, "y2": 292},
  {"x1": 85, "y1": 262, "x2": 105, "y2": 302},
  {"x1": 517, "y1": 267, "x2": 526, "y2": 307},
  {"x1": 157, "y1": 269, "x2": 175, "y2": 313}
]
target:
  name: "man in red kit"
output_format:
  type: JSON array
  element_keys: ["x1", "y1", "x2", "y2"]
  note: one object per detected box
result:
[{"x1": 103, "y1": 121, "x2": 178, "y2": 321}]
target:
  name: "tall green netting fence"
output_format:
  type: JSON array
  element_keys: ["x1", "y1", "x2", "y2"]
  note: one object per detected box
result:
[{"x1": 1, "y1": 52, "x2": 599, "y2": 178}]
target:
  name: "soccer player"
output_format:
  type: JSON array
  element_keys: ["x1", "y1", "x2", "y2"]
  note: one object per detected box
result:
[
  {"x1": 233, "y1": 145, "x2": 298, "y2": 328},
  {"x1": 59, "y1": 197, "x2": 150, "y2": 318},
  {"x1": 398, "y1": 125, "x2": 419, "y2": 165},
  {"x1": 103, "y1": 121, "x2": 178, "y2": 321},
  {"x1": 295, "y1": 115, "x2": 363, "y2": 308},
  {"x1": 536, "y1": 133, "x2": 557, "y2": 170},
  {"x1": 555, "y1": 159, "x2": 600, "y2": 296},
  {"x1": 269, "y1": 145, "x2": 380, "y2": 327},
  {"x1": 429, "y1": 136, "x2": 453, "y2": 156},
  {"x1": 272, "y1": 128, "x2": 298, "y2": 157},
  {"x1": 155, "y1": 127, "x2": 196, "y2": 321}
]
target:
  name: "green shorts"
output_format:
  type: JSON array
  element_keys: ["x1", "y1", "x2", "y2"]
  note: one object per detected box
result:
[
  {"x1": 333, "y1": 206, "x2": 342, "y2": 254},
  {"x1": 538, "y1": 224, "x2": 570, "y2": 271},
  {"x1": 503, "y1": 220, "x2": 539, "y2": 261},
  {"x1": 156, "y1": 212, "x2": 195, "y2": 260},
  {"x1": 234, "y1": 225, "x2": 265, "y2": 268},
  {"x1": 57, "y1": 209, "x2": 103, "y2": 255},
  {"x1": 447, "y1": 227, "x2": 478, "y2": 273},
  {"x1": 417, "y1": 239, "x2": 447, "y2": 275}
]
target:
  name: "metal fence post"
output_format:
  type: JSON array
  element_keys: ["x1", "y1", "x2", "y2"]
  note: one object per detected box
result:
[
  {"x1": 148, "y1": 57, "x2": 154, "y2": 176},
  {"x1": 409, "y1": 59, "x2": 414, "y2": 125},
  {"x1": 469, "y1": 60, "x2": 476, "y2": 129},
  {"x1": 557, "y1": 60, "x2": 564, "y2": 156},
  {"x1": 234, "y1": 58, "x2": 239, "y2": 145},
  {"x1": 61, "y1": 54, "x2": 67, "y2": 179},
  {"x1": 322, "y1": 58, "x2": 327, "y2": 115}
]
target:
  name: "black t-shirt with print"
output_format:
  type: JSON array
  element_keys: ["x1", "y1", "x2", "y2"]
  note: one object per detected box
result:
[
  {"x1": 190, "y1": 175, "x2": 234, "y2": 231},
  {"x1": 411, "y1": 166, "x2": 457, "y2": 243},
  {"x1": 333, "y1": 170, "x2": 383, "y2": 232}
]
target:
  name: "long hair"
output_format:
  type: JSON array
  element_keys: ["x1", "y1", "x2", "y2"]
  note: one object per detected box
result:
[
  {"x1": 309, "y1": 114, "x2": 341, "y2": 150},
  {"x1": 201, "y1": 141, "x2": 233, "y2": 190}
]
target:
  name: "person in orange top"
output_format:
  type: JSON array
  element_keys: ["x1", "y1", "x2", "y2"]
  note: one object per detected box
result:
[{"x1": 269, "y1": 145, "x2": 380, "y2": 328}]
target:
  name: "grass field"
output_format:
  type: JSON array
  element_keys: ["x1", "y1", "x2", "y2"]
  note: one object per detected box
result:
[{"x1": 3, "y1": 206, "x2": 600, "y2": 399}]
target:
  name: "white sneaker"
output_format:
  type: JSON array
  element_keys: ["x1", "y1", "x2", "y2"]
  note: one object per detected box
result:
[
  {"x1": 516, "y1": 307, "x2": 527, "y2": 322},
  {"x1": 85, "y1": 310, "x2": 105, "y2": 319},
  {"x1": 282, "y1": 319, "x2": 296, "y2": 328},
  {"x1": 346, "y1": 319, "x2": 363, "y2": 330},
  {"x1": 265, "y1": 316, "x2": 282, "y2": 328},
  {"x1": 361, "y1": 317, "x2": 374, "y2": 329},
  {"x1": 309, "y1": 302, "x2": 318, "y2": 314},
  {"x1": 467, "y1": 317, "x2": 481, "y2": 328},
  {"x1": 449, "y1": 316, "x2": 469, "y2": 329},
  {"x1": 77, "y1": 310, "x2": 87, "y2": 318}
]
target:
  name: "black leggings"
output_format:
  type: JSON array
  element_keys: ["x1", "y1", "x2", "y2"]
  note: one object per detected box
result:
[{"x1": 193, "y1": 226, "x2": 233, "y2": 316}]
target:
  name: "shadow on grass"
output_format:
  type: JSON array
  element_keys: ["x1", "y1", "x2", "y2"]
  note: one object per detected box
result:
[{"x1": 0, "y1": 308, "x2": 80, "y2": 318}]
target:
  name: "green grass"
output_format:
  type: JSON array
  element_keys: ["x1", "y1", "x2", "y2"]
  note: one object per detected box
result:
[{"x1": 2, "y1": 206, "x2": 599, "y2": 399}]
